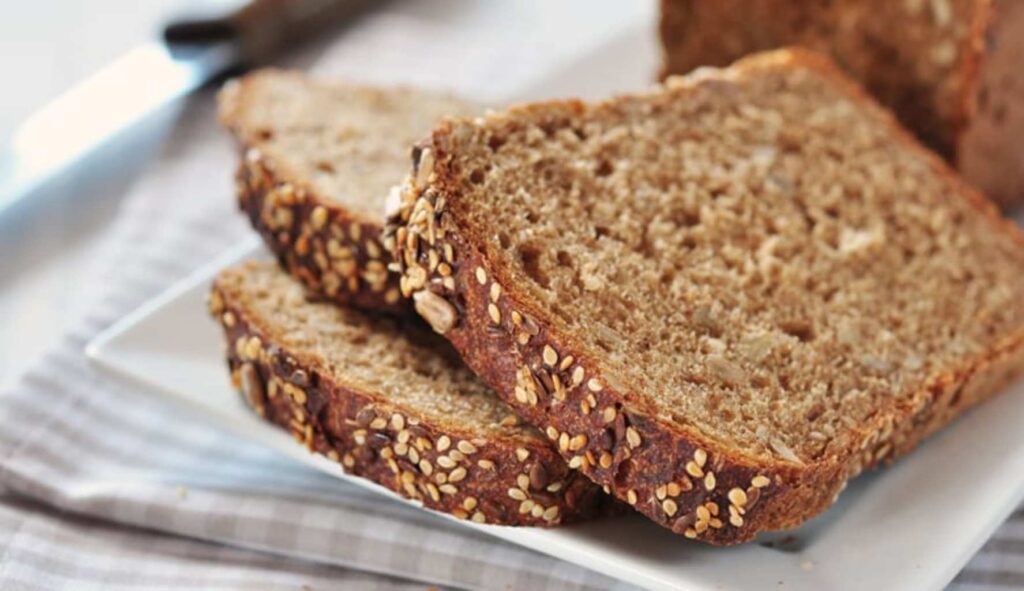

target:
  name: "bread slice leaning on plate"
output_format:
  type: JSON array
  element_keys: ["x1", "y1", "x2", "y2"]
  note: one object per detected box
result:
[
  {"x1": 386, "y1": 48, "x2": 1024, "y2": 544},
  {"x1": 218, "y1": 71, "x2": 478, "y2": 314},
  {"x1": 209, "y1": 261, "x2": 610, "y2": 526}
]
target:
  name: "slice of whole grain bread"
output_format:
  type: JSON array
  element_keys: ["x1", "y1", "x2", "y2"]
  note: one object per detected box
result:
[
  {"x1": 210, "y1": 260, "x2": 608, "y2": 526},
  {"x1": 218, "y1": 70, "x2": 478, "y2": 313},
  {"x1": 386, "y1": 48, "x2": 1024, "y2": 544}
]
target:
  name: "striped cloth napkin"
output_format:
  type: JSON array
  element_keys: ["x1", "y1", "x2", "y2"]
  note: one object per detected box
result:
[{"x1": 1, "y1": 8, "x2": 1022, "y2": 590}]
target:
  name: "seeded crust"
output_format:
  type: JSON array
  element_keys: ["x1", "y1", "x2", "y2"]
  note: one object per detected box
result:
[
  {"x1": 658, "y1": 0, "x2": 1024, "y2": 207},
  {"x1": 218, "y1": 70, "x2": 479, "y2": 313},
  {"x1": 385, "y1": 49, "x2": 1024, "y2": 544},
  {"x1": 209, "y1": 261, "x2": 609, "y2": 526}
]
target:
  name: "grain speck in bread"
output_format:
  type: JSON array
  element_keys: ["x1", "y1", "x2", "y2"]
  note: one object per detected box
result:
[
  {"x1": 209, "y1": 261, "x2": 607, "y2": 526},
  {"x1": 659, "y1": 0, "x2": 1024, "y2": 207},
  {"x1": 387, "y1": 48, "x2": 1024, "y2": 544},
  {"x1": 218, "y1": 70, "x2": 478, "y2": 313}
]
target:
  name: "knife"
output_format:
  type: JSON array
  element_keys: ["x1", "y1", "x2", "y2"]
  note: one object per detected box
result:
[{"x1": 0, "y1": 0, "x2": 370, "y2": 216}]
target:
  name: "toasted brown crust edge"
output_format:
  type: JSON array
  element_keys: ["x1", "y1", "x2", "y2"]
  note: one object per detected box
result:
[
  {"x1": 233, "y1": 150, "x2": 409, "y2": 315},
  {"x1": 385, "y1": 48, "x2": 1024, "y2": 544},
  {"x1": 207, "y1": 272, "x2": 611, "y2": 527}
]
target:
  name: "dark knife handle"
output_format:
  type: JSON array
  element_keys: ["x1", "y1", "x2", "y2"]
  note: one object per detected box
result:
[{"x1": 164, "y1": 0, "x2": 372, "y2": 65}]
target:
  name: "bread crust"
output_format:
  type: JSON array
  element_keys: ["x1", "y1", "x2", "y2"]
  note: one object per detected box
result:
[
  {"x1": 234, "y1": 149, "x2": 409, "y2": 314},
  {"x1": 386, "y1": 49, "x2": 1024, "y2": 544},
  {"x1": 209, "y1": 273, "x2": 610, "y2": 527}
]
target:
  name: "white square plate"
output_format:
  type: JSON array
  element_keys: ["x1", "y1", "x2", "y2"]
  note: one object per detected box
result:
[
  {"x1": 85, "y1": 25, "x2": 1024, "y2": 591},
  {"x1": 86, "y1": 239, "x2": 1024, "y2": 591}
]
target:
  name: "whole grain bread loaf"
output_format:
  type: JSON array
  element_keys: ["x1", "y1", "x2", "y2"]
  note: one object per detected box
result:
[
  {"x1": 659, "y1": 0, "x2": 1024, "y2": 207},
  {"x1": 217, "y1": 70, "x2": 478, "y2": 313},
  {"x1": 386, "y1": 48, "x2": 1024, "y2": 544},
  {"x1": 209, "y1": 261, "x2": 608, "y2": 526}
]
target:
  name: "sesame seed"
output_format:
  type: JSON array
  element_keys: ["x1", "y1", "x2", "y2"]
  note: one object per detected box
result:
[
  {"x1": 519, "y1": 499, "x2": 535, "y2": 514},
  {"x1": 508, "y1": 488, "x2": 527, "y2": 501},
  {"x1": 667, "y1": 482, "x2": 682, "y2": 497},
  {"x1": 627, "y1": 489, "x2": 638, "y2": 505},
  {"x1": 663, "y1": 499, "x2": 679, "y2": 516},
  {"x1": 369, "y1": 417, "x2": 388, "y2": 430},
  {"x1": 559, "y1": 355, "x2": 575, "y2": 371},
  {"x1": 656, "y1": 485, "x2": 667, "y2": 500},
  {"x1": 602, "y1": 407, "x2": 616, "y2": 423},
  {"x1": 478, "y1": 459, "x2": 495, "y2": 469},
  {"x1": 516, "y1": 474, "x2": 530, "y2": 490},
  {"x1": 752, "y1": 475, "x2": 771, "y2": 488},
  {"x1": 450, "y1": 450, "x2": 465, "y2": 462},
  {"x1": 542, "y1": 345, "x2": 558, "y2": 367},
  {"x1": 542, "y1": 506, "x2": 560, "y2": 521},
  {"x1": 696, "y1": 505, "x2": 711, "y2": 522},
  {"x1": 531, "y1": 504, "x2": 545, "y2": 518},
  {"x1": 380, "y1": 447, "x2": 394, "y2": 460},
  {"x1": 463, "y1": 497, "x2": 478, "y2": 511},
  {"x1": 427, "y1": 483, "x2": 441, "y2": 502},
  {"x1": 599, "y1": 452, "x2": 613, "y2": 468},
  {"x1": 558, "y1": 433, "x2": 570, "y2": 452},
  {"x1": 587, "y1": 379, "x2": 603, "y2": 392},
  {"x1": 471, "y1": 512, "x2": 486, "y2": 523},
  {"x1": 475, "y1": 267, "x2": 487, "y2": 285},
  {"x1": 568, "y1": 456, "x2": 584, "y2": 469},
  {"x1": 437, "y1": 456, "x2": 456, "y2": 469},
  {"x1": 686, "y1": 461, "x2": 704, "y2": 478},
  {"x1": 394, "y1": 442, "x2": 408, "y2": 456},
  {"x1": 436, "y1": 435, "x2": 451, "y2": 452},
  {"x1": 569, "y1": 434, "x2": 588, "y2": 451},
  {"x1": 545, "y1": 427, "x2": 559, "y2": 440},
  {"x1": 488, "y1": 303, "x2": 501, "y2": 324},
  {"x1": 311, "y1": 206, "x2": 328, "y2": 229},
  {"x1": 704, "y1": 472, "x2": 716, "y2": 491},
  {"x1": 571, "y1": 366, "x2": 585, "y2": 387},
  {"x1": 449, "y1": 467, "x2": 467, "y2": 482},
  {"x1": 408, "y1": 447, "x2": 420, "y2": 465},
  {"x1": 728, "y1": 487, "x2": 747, "y2": 506},
  {"x1": 244, "y1": 336, "x2": 262, "y2": 360},
  {"x1": 516, "y1": 332, "x2": 530, "y2": 346},
  {"x1": 439, "y1": 484, "x2": 458, "y2": 495},
  {"x1": 489, "y1": 282, "x2": 502, "y2": 302},
  {"x1": 546, "y1": 482, "x2": 563, "y2": 492},
  {"x1": 390, "y1": 414, "x2": 405, "y2": 431},
  {"x1": 626, "y1": 427, "x2": 641, "y2": 449},
  {"x1": 684, "y1": 528, "x2": 698, "y2": 539},
  {"x1": 222, "y1": 311, "x2": 236, "y2": 327},
  {"x1": 419, "y1": 460, "x2": 433, "y2": 476},
  {"x1": 342, "y1": 454, "x2": 355, "y2": 468},
  {"x1": 515, "y1": 448, "x2": 530, "y2": 462},
  {"x1": 457, "y1": 440, "x2": 478, "y2": 455},
  {"x1": 694, "y1": 448, "x2": 707, "y2": 467},
  {"x1": 400, "y1": 471, "x2": 415, "y2": 485}
]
